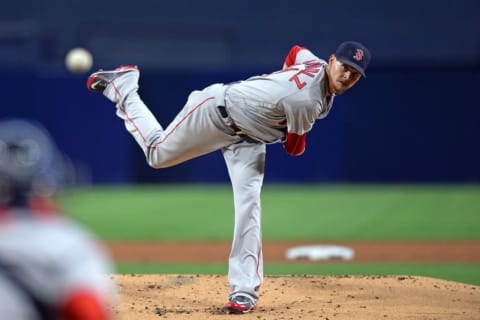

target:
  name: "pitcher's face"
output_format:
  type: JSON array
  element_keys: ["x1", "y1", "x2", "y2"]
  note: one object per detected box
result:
[{"x1": 326, "y1": 55, "x2": 361, "y2": 95}]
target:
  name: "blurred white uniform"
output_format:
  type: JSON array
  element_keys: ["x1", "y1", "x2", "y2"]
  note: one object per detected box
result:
[
  {"x1": 0, "y1": 208, "x2": 116, "y2": 319},
  {"x1": 0, "y1": 119, "x2": 117, "y2": 320}
]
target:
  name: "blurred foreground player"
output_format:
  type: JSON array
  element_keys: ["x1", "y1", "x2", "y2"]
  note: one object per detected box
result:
[{"x1": 0, "y1": 119, "x2": 117, "y2": 320}]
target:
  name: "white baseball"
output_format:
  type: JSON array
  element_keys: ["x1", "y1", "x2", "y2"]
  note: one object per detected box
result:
[{"x1": 65, "y1": 48, "x2": 93, "y2": 74}]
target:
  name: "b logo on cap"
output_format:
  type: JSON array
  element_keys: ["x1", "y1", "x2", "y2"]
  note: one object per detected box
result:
[{"x1": 353, "y1": 49, "x2": 364, "y2": 61}]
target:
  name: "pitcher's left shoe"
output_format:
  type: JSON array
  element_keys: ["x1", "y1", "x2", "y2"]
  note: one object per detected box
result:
[{"x1": 223, "y1": 292, "x2": 257, "y2": 314}]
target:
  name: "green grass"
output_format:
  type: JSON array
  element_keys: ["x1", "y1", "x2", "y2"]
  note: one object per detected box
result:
[
  {"x1": 59, "y1": 184, "x2": 480, "y2": 240},
  {"x1": 58, "y1": 184, "x2": 480, "y2": 285},
  {"x1": 115, "y1": 263, "x2": 480, "y2": 286}
]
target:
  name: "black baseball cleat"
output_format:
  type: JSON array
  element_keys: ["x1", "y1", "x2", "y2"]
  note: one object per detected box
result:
[
  {"x1": 86, "y1": 65, "x2": 138, "y2": 93},
  {"x1": 223, "y1": 292, "x2": 257, "y2": 314}
]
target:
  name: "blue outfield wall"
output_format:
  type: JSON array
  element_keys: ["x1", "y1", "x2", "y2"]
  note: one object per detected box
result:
[
  {"x1": 1, "y1": 66, "x2": 479, "y2": 183},
  {"x1": 0, "y1": 0, "x2": 478, "y2": 183}
]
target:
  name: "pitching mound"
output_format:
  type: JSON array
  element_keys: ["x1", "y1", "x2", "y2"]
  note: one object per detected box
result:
[{"x1": 111, "y1": 274, "x2": 479, "y2": 319}]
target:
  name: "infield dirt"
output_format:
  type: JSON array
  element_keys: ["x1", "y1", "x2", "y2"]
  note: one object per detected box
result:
[{"x1": 107, "y1": 241, "x2": 480, "y2": 319}]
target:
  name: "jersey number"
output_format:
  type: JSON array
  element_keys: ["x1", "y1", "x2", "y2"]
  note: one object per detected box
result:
[{"x1": 288, "y1": 60, "x2": 321, "y2": 89}]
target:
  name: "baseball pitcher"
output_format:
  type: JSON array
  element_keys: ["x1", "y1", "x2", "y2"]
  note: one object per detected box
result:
[{"x1": 87, "y1": 41, "x2": 371, "y2": 314}]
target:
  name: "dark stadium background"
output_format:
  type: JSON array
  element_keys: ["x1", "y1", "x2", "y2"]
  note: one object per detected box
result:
[{"x1": 1, "y1": 0, "x2": 478, "y2": 184}]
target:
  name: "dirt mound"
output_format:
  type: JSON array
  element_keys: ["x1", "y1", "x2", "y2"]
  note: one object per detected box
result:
[{"x1": 111, "y1": 274, "x2": 479, "y2": 320}]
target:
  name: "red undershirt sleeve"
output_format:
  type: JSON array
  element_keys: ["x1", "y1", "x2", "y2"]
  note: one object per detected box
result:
[
  {"x1": 282, "y1": 45, "x2": 311, "y2": 156},
  {"x1": 284, "y1": 45, "x2": 307, "y2": 67},
  {"x1": 60, "y1": 290, "x2": 109, "y2": 320},
  {"x1": 283, "y1": 132, "x2": 307, "y2": 156}
]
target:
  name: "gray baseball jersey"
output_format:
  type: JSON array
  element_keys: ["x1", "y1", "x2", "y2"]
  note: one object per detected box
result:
[
  {"x1": 225, "y1": 53, "x2": 334, "y2": 143},
  {"x1": 96, "y1": 45, "x2": 334, "y2": 301}
]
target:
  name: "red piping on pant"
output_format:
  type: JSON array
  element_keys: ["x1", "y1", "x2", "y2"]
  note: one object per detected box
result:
[
  {"x1": 256, "y1": 245, "x2": 262, "y2": 286},
  {"x1": 119, "y1": 96, "x2": 215, "y2": 150}
]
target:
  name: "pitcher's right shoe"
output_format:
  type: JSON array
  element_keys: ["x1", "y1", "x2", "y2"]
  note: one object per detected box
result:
[{"x1": 86, "y1": 66, "x2": 139, "y2": 104}]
